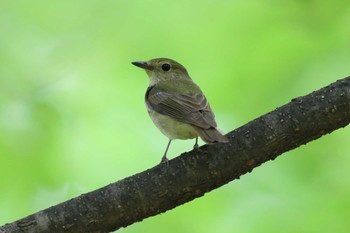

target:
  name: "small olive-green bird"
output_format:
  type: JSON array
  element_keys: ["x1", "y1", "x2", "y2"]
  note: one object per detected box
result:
[{"x1": 132, "y1": 58, "x2": 228, "y2": 163}]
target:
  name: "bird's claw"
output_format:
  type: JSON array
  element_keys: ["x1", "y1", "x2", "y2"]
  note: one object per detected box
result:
[{"x1": 160, "y1": 156, "x2": 169, "y2": 167}]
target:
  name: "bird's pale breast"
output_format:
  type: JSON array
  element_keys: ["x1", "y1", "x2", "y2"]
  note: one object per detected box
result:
[{"x1": 148, "y1": 110, "x2": 198, "y2": 140}]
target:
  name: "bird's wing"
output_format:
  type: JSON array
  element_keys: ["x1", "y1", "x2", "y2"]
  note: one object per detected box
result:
[{"x1": 146, "y1": 85, "x2": 217, "y2": 129}]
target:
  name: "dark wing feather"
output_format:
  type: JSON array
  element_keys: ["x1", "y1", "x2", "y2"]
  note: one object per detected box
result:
[{"x1": 146, "y1": 85, "x2": 217, "y2": 129}]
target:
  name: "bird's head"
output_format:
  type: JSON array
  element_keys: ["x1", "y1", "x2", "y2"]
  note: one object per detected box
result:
[{"x1": 132, "y1": 58, "x2": 191, "y2": 85}]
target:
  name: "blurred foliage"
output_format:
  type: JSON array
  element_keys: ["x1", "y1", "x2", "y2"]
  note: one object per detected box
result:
[{"x1": 1, "y1": 0, "x2": 350, "y2": 232}]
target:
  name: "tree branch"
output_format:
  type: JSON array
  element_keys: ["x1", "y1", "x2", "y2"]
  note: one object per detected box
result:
[{"x1": 1, "y1": 76, "x2": 350, "y2": 233}]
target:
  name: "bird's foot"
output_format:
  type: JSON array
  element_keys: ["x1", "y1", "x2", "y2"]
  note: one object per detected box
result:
[
  {"x1": 193, "y1": 137, "x2": 201, "y2": 152},
  {"x1": 160, "y1": 156, "x2": 169, "y2": 167},
  {"x1": 193, "y1": 143, "x2": 201, "y2": 152}
]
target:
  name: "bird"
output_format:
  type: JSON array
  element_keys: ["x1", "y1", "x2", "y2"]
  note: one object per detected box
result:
[{"x1": 132, "y1": 58, "x2": 228, "y2": 163}]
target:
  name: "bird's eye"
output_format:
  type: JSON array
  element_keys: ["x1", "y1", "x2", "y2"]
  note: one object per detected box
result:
[{"x1": 161, "y1": 63, "x2": 171, "y2": 71}]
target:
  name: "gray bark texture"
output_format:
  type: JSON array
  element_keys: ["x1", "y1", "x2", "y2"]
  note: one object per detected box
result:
[{"x1": 1, "y1": 76, "x2": 350, "y2": 233}]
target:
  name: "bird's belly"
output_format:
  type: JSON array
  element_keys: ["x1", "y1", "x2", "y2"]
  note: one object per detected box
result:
[{"x1": 148, "y1": 110, "x2": 198, "y2": 140}]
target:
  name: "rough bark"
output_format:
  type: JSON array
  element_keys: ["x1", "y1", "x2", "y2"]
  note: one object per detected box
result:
[{"x1": 1, "y1": 76, "x2": 350, "y2": 233}]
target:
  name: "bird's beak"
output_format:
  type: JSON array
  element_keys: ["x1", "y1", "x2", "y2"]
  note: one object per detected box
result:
[{"x1": 131, "y1": 61, "x2": 154, "y2": 70}]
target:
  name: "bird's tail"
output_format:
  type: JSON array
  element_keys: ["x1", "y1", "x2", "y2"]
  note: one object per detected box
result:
[{"x1": 194, "y1": 127, "x2": 229, "y2": 144}]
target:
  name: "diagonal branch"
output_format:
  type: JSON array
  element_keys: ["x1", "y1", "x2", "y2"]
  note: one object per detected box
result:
[{"x1": 1, "y1": 76, "x2": 350, "y2": 233}]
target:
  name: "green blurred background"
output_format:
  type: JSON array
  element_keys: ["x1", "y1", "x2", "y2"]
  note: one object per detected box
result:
[{"x1": 1, "y1": 0, "x2": 350, "y2": 232}]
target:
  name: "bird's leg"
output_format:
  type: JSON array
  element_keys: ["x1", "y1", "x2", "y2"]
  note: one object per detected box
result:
[
  {"x1": 160, "y1": 139, "x2": 172, "y2": 165},
  {"x1": 193, "y1": 136, "x2": 199, "y2": 150}
]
